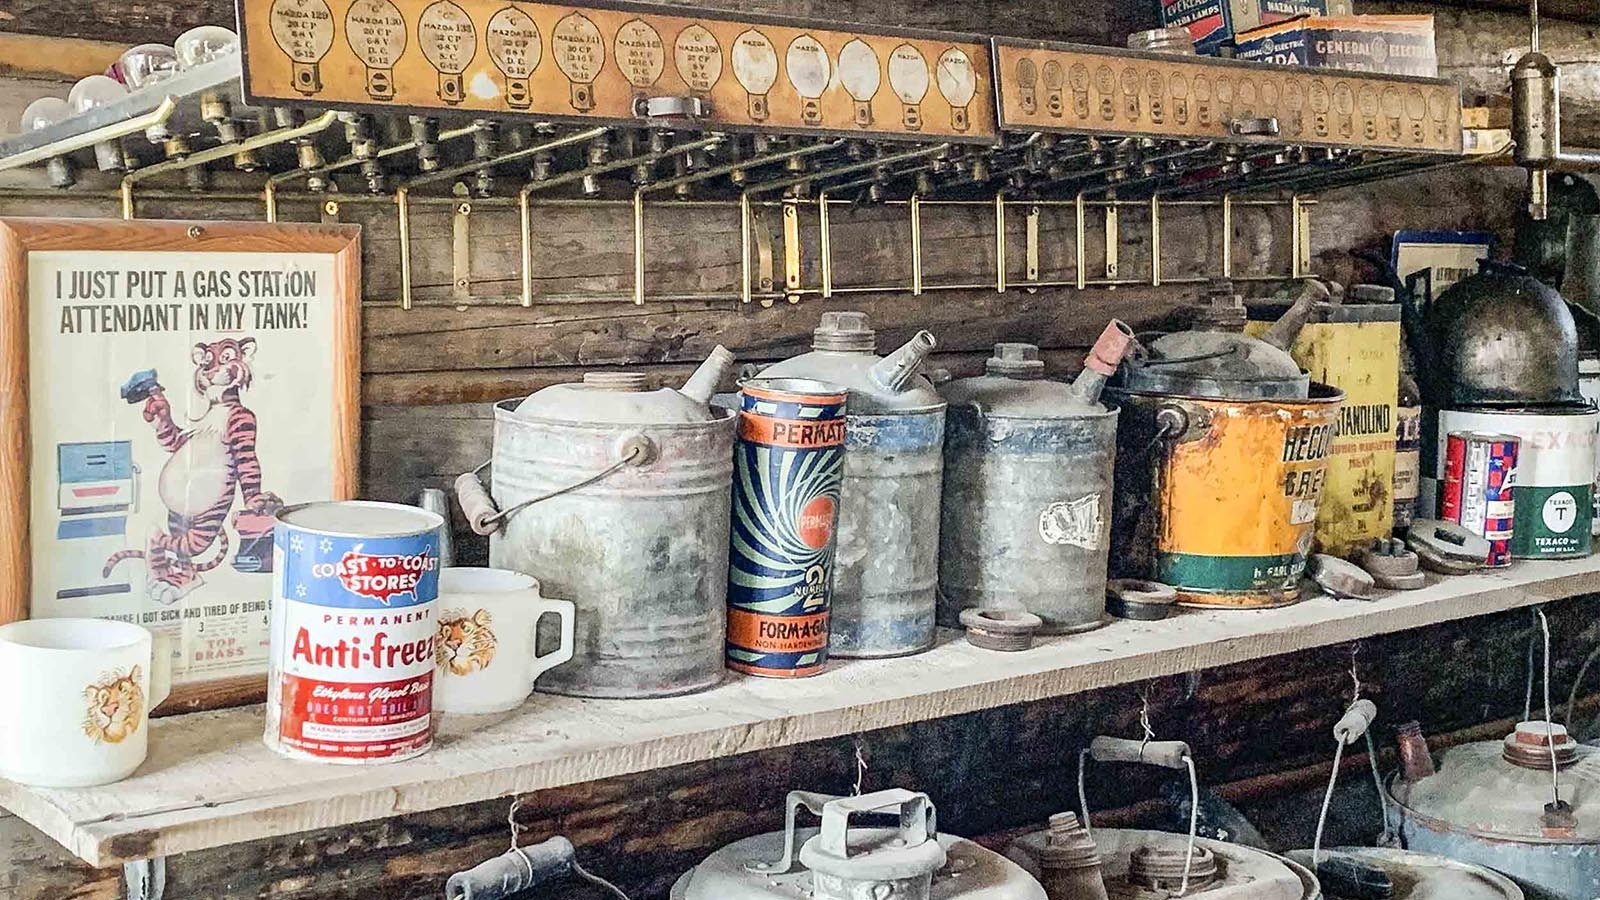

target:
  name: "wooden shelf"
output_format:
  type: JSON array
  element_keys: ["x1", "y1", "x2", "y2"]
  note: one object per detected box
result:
[{"x1": 4, "y1": 557, "x2": 1599, "y2": 868}]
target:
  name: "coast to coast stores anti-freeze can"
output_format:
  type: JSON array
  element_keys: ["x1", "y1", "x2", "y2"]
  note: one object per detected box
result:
[
  {"x1": 266, "y1": 501, "x2": 443, "y2": 763},
  {"x1": 1435, "y1": 408, "x2": 1599, "y2": 559},
  {"x1": 1440, "y1": 432, "x2": 1519, "y2": 567},
  {"x1": 727, "y1": 379, "x2": 846, "y2": 678}
]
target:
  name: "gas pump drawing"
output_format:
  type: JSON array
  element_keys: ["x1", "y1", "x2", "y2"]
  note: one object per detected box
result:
[
  {"x1": 55, "y1": 441, "x2": 140, "y2": 600},
  {"x1": 103, "y1": 337, "x2": 285, "y2": 605}
]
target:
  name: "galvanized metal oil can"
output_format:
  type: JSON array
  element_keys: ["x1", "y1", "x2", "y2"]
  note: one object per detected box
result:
[
  {"x1": 1249, "y1": 283, "x2": 1402, "y2": 556},
  {"x1": 670, "y1": 789, "x2": 1046, "y2": 900},
  {"x1": 937, "y1": 324, "x2": 1134, "y2": 634},
  {"x1": 1431, "y1": 406, "x2": 1598, "y2": 558},
  {"x1": 761, "y1": 313, "x2": 944, "y2": 658},
  {"x1": 1389, "y1": 721, "x2": 1600, "y2": 900},
  {"x1": 726, "y1": 378, "x2": 846, "y2": 678},
  {"x1": 456, "y1": 349, "x2": 738, "y2": 699}
]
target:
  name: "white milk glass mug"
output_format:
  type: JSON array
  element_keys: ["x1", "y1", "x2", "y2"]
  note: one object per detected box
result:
[
  {"x1": 0, "y1": 618, "x2": 172, "y2": 787},
  {"x1": 433, "y1": 569, "x2": 575, "y2": 714}
]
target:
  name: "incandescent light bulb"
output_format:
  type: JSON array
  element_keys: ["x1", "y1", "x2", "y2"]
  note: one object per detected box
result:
[
  {"x1": 175, "y1": 26, "x2": 240, "y2": 69},
  {"x1": 20, "y1": 96, "x2": 77, "y2": 188},
  {"x1": 68, "y1": 75, "x2": 130, "y2": 172}
]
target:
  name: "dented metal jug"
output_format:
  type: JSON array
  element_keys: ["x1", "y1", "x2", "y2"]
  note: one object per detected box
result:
[
  {"x1": 455, "y1": 347, "x2": 737, "y2": 699},
  {"x1": 938, "y1": 323, "x2": 1134, "y2": 634},
  {"x1": 761, "y1": 313, "x2": 945, "y2": 658}
]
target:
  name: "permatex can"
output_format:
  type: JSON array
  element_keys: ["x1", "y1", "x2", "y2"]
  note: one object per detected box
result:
[
  {"x1": 726, "y1": 378, "x2": 846, "y2": 678},
  {"x1": 1441, "y1": 432, "x2": 1519, "y2": 567},
  {"x1": 266, "y1": 501, "x2": 443, "y2": 763}
]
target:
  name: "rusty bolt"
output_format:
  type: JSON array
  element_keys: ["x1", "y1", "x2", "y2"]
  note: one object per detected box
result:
[
  {"x1": 186, "y1": 226, "x2": 204, "y2": 239},
  {"x1": 456, "y1": 201, "x2": 472, "y2": 216}
]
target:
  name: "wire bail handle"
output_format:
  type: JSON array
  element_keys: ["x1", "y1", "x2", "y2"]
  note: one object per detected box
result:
[
  {"x1": 1077, "y1": 688, "x2": 1202, "y2": 897},
  {"x1": 456, "y1": 433, "x2": 657, "y2": 536}
]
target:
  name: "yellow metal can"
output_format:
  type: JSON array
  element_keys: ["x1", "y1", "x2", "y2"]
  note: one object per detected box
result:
[
  {"x1": 1111, "y1": 385, "x2": 1344, "y2": 607},
  {"x1": 1248, "y1": 305, "x2": 1401, "y2": 556}
]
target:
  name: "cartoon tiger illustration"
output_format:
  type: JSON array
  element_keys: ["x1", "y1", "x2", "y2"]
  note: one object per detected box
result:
[
  {"x1": 436, "y1": 609, "x2": 497, "y2": 676},
  {"x1": 83, "y1": 666, "x2": 145, "y2": 745},
  {"x1": 103, "y1": 337, "x2": 284, "y2": 605}
]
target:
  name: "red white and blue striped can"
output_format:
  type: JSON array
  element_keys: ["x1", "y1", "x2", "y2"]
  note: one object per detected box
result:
[
  {"x1": 266, "y1": 501, "x2": 443, "y2": 763},
  {"x1": 1441, "y1": 431, "x2": 1519, "y2": 568}
]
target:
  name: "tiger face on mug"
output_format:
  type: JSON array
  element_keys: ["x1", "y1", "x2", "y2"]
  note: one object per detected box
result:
[
  {"x1": 82, "y1": 667, "x2": 145, "y2": 745},
  {"x1": 436, "y1": 609, "x2": 497, "y2": 676}
]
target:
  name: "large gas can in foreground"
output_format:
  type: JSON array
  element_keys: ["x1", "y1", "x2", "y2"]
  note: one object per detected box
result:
[
  {"x1": 457, "y1": 349, "x2": 737, "y2": 699},
  {"x1": 1111, "y1": 386, "x2": 1343, "y2": 607},
  {"x1": 762, "y1": 313, "x2": 944, "y2": 658},
  {"x1": 1388, "y1": 721, "x2": 1600, "y2": 900},
  {"x1": 938, "y1": 325, "x2": 1133, "y2": 634},
  {"x1": 670, "y1": 789, "x2": 1046, "y2": 900}
]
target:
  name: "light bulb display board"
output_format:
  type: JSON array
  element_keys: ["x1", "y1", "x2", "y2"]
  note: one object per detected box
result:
[
  {"x1": 237, "y1": 0, "x2": 998, "y2": 142},
  {"x1": 992, "y1": 38, "x2": 1463, "y2": 155}
]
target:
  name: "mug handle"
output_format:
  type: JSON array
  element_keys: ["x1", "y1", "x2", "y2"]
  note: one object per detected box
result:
[
  {"x1": 149, "y1": 630, "x2": 174, "y2": 709},
  {"x1": 525, "y1": 599, "x2": 576, "y2": 691}
]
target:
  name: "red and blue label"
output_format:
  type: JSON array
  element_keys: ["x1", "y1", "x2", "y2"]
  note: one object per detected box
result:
[
  {"x1": 727, "y1": 382, "x2": 846, "y2": 678},
  {"x1": 268, "y1": 524, "x2": 441, "y2": 762}
]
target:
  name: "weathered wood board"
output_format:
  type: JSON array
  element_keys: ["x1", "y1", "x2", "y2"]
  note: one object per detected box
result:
[{"x1": 0, "y1": 557, "x2": 1595, "y2": 867}]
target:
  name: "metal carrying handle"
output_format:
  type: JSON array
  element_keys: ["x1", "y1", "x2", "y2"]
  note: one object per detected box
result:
[
  {"x1": 745, "y1": 790, "x2": 839, "y2": 875},
  {"x1": 456, "y1": 435, "x2": 657, "y2": 536},
  {"x1": 815, "y1": 789, "x2": 936, "y2": 861},
  {"x1": 633, "y1": 95, "x2": 711, "y2": 119},
  {"x1": 1078, "y1": 736, "x2": 1200, "y2": 897},
  {"x1": 1229, "y1": 116, "x2": 1282, "y2": 137},
  {"x1": 1312, "y1": 699, "x2": 1378, "y2": 866}
]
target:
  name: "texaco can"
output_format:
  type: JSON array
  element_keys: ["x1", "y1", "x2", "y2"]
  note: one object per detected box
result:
[
  {"x1": 1436, "y1": 407, "x2": 1600, "y2": 559},
  {"x1": 1440, "y1": 432, "x2": 1519, "y2": 567},
  {"x1": 726, "y1": 378, "x2": 846, "y2": 678},
  {"x1": 266, "y1": 501, "x2": 443, "y2": 763}
]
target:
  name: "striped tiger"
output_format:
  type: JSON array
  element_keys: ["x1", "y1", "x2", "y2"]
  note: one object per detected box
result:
[{"x1": 103, "y1": 338, "x2": 284, "y2": 605}]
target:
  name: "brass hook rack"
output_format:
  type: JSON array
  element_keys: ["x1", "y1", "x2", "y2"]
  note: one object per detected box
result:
[
  {"x1": 121, "y1": 111, "x2": 340, "y2": 220},
  {"x1": 637, "y1": 138, "x2": 843, "y2": 306},
  {"x1": 264, "y1": 122, "x2": 483, "y2": 222}
]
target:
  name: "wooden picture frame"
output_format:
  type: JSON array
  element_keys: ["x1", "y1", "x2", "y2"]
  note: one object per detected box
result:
[{"x1": 0, "y1": 219, "x2": 361, "y2": 714}]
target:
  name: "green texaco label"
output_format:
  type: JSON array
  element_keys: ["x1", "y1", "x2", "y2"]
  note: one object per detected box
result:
[{"x1": 1512, "y1": 484, "x2": 1595, "y2": 558}]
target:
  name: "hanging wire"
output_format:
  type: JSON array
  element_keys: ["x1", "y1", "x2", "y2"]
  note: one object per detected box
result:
[
  {"x1": 1366, "y1": 728, "x2": 1395, "y2": 845},
  {"x1": 1526, "y1": 622, "x2": 1539, "y2": 723},
  {"x1": 1138, "y1": 684, "x2": 1156, "y2": 757},
  {"x1": 1536, "y1": 608, "x2": 1562, "y2": 813},
  {"x1": 1349, "y1": 643, "x2": 1363, "y2": 702},
  {"x1": 853, "y1": 736, "x2": 869, "y2": 796},
  {"x1": 1565, "y1": 642, "x2": 1600, "y2": 731},
  {"x1": 573, "y1": 864, "x2": 631, "y2": 900},
  {"x1": 1312, "y1": 736, "x2": 1346, "y2": 867}
]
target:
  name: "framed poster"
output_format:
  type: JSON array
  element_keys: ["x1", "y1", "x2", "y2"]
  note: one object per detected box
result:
[{"x1": 0, "y1": 219, "x2": 361, "y2": 713}]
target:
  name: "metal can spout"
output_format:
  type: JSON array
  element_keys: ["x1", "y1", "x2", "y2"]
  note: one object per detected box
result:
[
  {"x1": 869, "y1": 330, "x2": 938, "y2": 394},
  {"x1": 1260, "y1": 279, "x2": 1329, "y2": 352},
  {"x1": 1070, "y1": 320, "x2": 1136, "y2": 406},
  {"x1": 680, "y1": 344, "x2": 737, "y2": 406}
]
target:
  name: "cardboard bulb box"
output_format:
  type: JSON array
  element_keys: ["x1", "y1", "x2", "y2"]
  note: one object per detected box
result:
[
  {"x1": 1159, "y1": 0, "x2": 1354, "y2": 55},
  {"x1": 1234, "y1": 15, "x2": 1439, "y2": 78}
]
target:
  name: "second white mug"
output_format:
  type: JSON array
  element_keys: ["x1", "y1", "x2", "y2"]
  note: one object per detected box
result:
[{"x1": 434, "y1": 568, "x2": 575, "y2": 714}]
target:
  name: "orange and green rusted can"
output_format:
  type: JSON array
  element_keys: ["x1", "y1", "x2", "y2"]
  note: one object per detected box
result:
[{"x1": 1111, "y1": 384, "x2": 1344, "y2": 607}]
